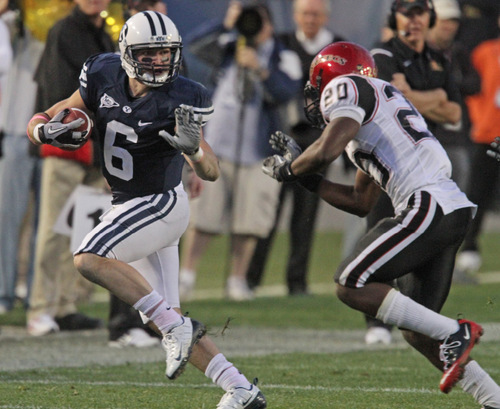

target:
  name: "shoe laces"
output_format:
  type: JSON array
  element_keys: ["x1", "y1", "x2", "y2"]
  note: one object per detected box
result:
[
  {"x1": 439, "y1": 339, "x2": 462, "y2": 369},
  {"x1": 164, "y1": 332, "x2": 180, "y2": 356}
]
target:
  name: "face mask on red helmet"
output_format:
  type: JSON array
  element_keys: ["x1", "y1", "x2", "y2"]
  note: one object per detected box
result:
[{"x1": 304, "y1": 41, "x2": 377, "y2": 128}]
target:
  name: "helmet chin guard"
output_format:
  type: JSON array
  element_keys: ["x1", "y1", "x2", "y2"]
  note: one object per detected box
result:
[{"x1": 119, "y1": 11, "x2": 183, "y2": 87}]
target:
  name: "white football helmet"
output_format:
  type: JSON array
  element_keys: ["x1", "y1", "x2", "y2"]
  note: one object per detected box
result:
[{"x1": 119, "y1": 11, "x2": 182, "y2": 86}]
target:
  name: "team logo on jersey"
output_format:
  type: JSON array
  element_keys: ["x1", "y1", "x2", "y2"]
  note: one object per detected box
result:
[
  {"x1": 123, "y1": 106, "x2": 132, "y2": 114},
  {"x1": 100, "y1": 93, "x2": 120, "y2": 109}
]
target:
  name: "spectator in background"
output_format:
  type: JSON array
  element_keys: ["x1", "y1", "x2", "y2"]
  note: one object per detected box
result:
[
  {"x1": 426, "y1": 0, "x2": 471, "y2": 192},
  {"x1": 125, "y1": 0, "x2": 166, "y2": 17},
  {"x1": 179, "y1": 0, "x2": 301, "y2": 301},
  {"x1": 0, "y1": 4, "x2": 43, "y2": 315},
  {"x1": 453, "y1": 0, "x2": 500, "y2": 278},
  {"x1": 26, "y1": 0, "x2": 115, "y2": 336},
  {"x1": 0, "y1": 0, "x2": 14, "y2": 314},
  {"x1": 246, "y1": 0, "x2": 344, "y2": 296},
  {"x1": 455, "y1": 13, "x2": 500, "y2": 279},
  {"x1": 365, "y1": 0, "x2": 461, "y2": 345}
]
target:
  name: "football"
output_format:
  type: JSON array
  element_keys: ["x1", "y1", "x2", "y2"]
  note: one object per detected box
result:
[{"x1": 61, "y1": 108, "x2": 93, "y2": 148}]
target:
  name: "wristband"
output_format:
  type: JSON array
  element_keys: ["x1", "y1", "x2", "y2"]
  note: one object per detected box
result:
[
  {"x1": 28, "y1": 113, "x2": 50, "y2": 144},
  {"x1": 298, "y1": 174, "x2": 324, "y2": 193},
  {"x1": 32, "y1": 123, "x2": 46, "y2": 144},
  {"x1": 278, "y1": 161, "x2": 298, "y2": 182},
  {"x1": 186, "y1": 147, "x2": 204, "y2": 163}
]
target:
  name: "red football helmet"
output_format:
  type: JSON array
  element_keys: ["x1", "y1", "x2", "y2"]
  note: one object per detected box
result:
[{"x1": 304, "y1": 41, "x2": 377, "y2": 128}]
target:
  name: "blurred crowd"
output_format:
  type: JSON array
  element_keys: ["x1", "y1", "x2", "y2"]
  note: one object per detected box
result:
[{"x1": 0, "y1": 0, "x2": 499, "y2": 349}]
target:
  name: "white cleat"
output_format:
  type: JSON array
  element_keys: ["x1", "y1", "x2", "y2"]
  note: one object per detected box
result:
[
  {"x1": 217, "y1": 379, "x2": 267, "y2": 409},
  {"x1": 108, "y1": 328, "x2": 160, "y2": 348},
  {"x1": 27, "y1": 314, "x2": 60, "y2": 337},
  {"x1": 162, "y1": 317, "x2": 206, "y2": 380}
]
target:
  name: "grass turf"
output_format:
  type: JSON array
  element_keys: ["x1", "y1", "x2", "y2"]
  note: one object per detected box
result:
[{"x1": 1, "y1": 231, "x2": 499, "y2": 408}]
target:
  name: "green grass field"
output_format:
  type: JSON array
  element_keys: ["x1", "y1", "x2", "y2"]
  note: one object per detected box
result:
[{"x1": 1, "y1": 231, "x2": 499, "y2": 408}]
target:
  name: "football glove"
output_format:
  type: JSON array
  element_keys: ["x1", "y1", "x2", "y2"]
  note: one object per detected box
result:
[
  {"x1": 270, "y1": 131, "x2": 302, "y2": 161},
  {"x1": 36, "y1": 109, "x2": 87, "y2": 149},
  {"x1": 159, "y1": 104, "x2": 202, "y2": 155},
  {"x1": 486, "y1": 136, "x2": 500, "y2": 162},
  {"x1": 262, "y1": 155, "x2": 297, "y2": 182}
]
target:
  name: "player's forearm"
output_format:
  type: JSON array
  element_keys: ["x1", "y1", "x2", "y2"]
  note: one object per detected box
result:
[
  {"x1": 26, "y1": 112, "x2": 50, "y2": 145},
  {"x1": 423, "y1": 100, "x2": 461, "y2": 125},
  {"x1": 291, "y1": 118, "x2": 357, "y2": 176},
  {"x1": 316, "y1": 180, "x2": 373, "y2": 217},
  {"x1": 186, "y1": 148, "x2": 220, "y2": 181},
  {"x1": 404, "y1": 88, "x2": 446, "y2": 114}
]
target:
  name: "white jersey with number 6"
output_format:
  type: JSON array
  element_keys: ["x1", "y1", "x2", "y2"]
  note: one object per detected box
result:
[{"x1": 320, "y1": 74, "x2": 475, "y2": 216}]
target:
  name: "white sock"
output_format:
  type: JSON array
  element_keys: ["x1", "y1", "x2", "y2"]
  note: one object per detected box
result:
[
  {"x1": 459, "y1": 360, "x2": 500, "y2": 407},
  {"x1": 133, "y1": 290, "x2": 182, "y2": 336},
  {"x1": 205, "y1": 353, "x2": 251, "y2": 392},
  {"x1": 133, "y1": 290, "x2": 163, "y2": 313},
  {"x1": 376, "y1": 289, "x2": 459, "y2": 340}
]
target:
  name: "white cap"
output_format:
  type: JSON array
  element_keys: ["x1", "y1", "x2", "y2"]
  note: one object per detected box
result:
[{"x1": 433, "y1": 0, "x2": 461, "y2": 20}]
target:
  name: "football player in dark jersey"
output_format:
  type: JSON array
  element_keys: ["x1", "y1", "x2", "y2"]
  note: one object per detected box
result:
[
  {"x1": 263, "y1": 42, "x2": 500, "y2": 408},
  {"x1": 27, "y1": 11, "x2": 266, "y2": 409}
]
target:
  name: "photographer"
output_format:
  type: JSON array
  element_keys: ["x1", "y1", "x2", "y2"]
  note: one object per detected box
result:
[{"x1": 179, "y1": 0, "x2": 302, "y2": 301}]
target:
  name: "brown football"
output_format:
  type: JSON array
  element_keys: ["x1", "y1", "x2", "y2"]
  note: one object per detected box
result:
[{"x1": 62, "y1": 108, "x2": 93, "y2": 143}]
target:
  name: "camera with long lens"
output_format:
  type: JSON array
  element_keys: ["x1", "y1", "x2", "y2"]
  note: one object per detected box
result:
[{"x1": 235, "y1": 6, "x2": 263, "y2": 46}]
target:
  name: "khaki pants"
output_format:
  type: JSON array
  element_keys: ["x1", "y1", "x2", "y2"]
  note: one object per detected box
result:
[{"x1": 27, "y1": 157, "x2": 104, "y2": 321}]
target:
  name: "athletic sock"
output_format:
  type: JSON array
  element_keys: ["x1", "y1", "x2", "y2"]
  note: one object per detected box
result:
[
  {"x1": 376, "y1": 289, "x2": 459, "y2": 340},
  {"x1": 133, "y1": 290, "x2": 182, "y2": 336},
  {"x1": 459, "y1": 360, "x2": 500, "y2": 407},
  {"x1": 205, "y1": 353, "x2": 251, "y2": 392}
]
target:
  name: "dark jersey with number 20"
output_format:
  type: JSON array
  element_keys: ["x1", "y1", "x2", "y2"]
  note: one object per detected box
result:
[{"x1": 79, "y1": 53, "x2": 213, "y2": 204}]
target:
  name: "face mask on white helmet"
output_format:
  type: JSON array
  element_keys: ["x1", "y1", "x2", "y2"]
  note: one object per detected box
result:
[{"x1": 119, "y1": 11, "x2": 183, "y2": 87}]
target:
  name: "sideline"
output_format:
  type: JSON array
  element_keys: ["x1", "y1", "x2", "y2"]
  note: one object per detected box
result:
[{"x1": 1, "y1": 324, "x2": 500, "y2": 372}]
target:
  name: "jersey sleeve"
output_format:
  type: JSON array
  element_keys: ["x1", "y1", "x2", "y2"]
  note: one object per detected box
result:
[
  {"x1": 371, "y1": 48, "x2": 398, "y2": 82},
  {"x1": 78, "y1": 54, "x2": 101, "y2": 112},
  {"x1": 191, "y1": 82, "x2": 214, "y2": 126},
  {"x1": 321, "y1": 75, "x2": 376, "y2": 126}
]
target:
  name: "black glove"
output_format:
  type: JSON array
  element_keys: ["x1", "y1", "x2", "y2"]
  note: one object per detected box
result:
[
  {"x1": 262, "y1": 155, "x2": 297, "y2": 182},
  {"x1": 486, "y1": 136, "x2": 500, "y2": 162},
  {"x1": 159, "y1": 104, "x2": 202, "y2": 155},
  {"x1": 36, "y1": 109, "x2": 87, "y2": 149},
  {"x1": 269, "y1": 131, "x2": 302, "y2": 161}
]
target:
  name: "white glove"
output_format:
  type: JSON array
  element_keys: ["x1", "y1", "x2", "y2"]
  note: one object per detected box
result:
[
  {"x1": 262, "y1": 155, "x2": 297, "y2": 182},
  {"x1": 159, "y1": 104, "x2": 202, "y2": 155}
]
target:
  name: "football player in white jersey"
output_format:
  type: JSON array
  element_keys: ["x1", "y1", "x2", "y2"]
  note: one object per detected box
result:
[
  {"x1": 263, "y1": 41, "x2": 500, "y2": 408},
  {"x1": 26, "y1": 11, "x2": 266, "y2": 409}
]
